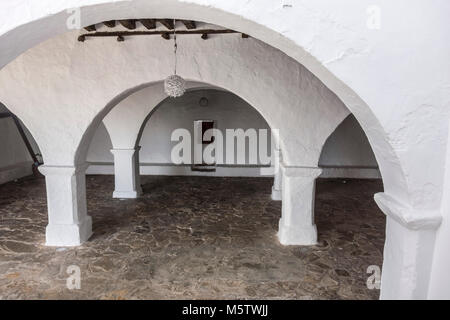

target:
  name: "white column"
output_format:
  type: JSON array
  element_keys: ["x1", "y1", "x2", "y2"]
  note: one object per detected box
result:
[
  {"x1": 278, "y1": 165, "x2": 322, "y2": 245},
  {"x1": 271, "y1": 148, "x2": 282, "y2": 201},
  {"x1": 39, "y1": 164, "x2": 92, "y2": 246},
  {"x1": 111, "y1": 147, "x2": 142, "y2": 199},
  {"x1": 374, "y1": 192, "x2": 441, "y2": 299}
]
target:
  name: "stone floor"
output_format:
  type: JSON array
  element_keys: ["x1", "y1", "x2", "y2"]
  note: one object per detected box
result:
[{"x1": 0, "y1": 175, "x2": 385, "y2": 300}]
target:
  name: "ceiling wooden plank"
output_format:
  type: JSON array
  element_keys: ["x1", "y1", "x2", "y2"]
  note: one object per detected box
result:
[
  {"x1": 84, "y1": 24, "x2": 97, "y2": 32},
  {"x1": 158, "y1": 19, "x2": 174, "y2": 30},
  {"x1": 119, "y1": 20, "x2": 137, "y2": 30},
  {"x1": 140, "y1": 19, "x2": 157, "y2": 29},
  {"x1": 182, "y1": 20, "x2": 197, "y2": 30},
  {"x1": 103, "y1": 20, "x2": 116, "y2": 28}
]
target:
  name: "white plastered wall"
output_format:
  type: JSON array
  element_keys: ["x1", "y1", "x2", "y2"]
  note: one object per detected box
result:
[
  {"x1": 319, "y1": 115, "x2": 380, "y2": 179},
  {"x1": 0, "y1": 29, "x2": 350, "y2": 168},
  {"x1": 0, "y1": 0, "x2": 448, "y2": 299},
  {"x1": 0, "y1": 0, "x2": 448, "y2": 205},
  {"x1": 87, "y1": 91, "x2": 379, "y2": 178}
]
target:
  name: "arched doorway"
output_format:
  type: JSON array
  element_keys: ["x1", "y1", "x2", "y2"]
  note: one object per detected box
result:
[{"x1": 0, "y1": 2, "x2": 444, "y2": 299}]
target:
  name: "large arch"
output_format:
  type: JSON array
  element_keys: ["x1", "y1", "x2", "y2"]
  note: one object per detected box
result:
[
  {"x1": 0, "y1": 0, "x2": 447, "y2": 299},
  {"x1": 0, "y1": 0, "x2": 417, "y2": 202},
  {"x1": 100, "y1": 83, "x2": 279, "y2": 198},
  {"x1": 102, "y1": 82, "x2": 216, "y2": 151},
  {"x1": 0, "y1": 26, "x2": 352, "y2": 252},
  {"x1": 0, "y1": 28, "x2": 351, "y2": 170}
]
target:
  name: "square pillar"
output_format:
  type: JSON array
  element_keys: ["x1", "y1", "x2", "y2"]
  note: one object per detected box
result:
[
  {"x1": 271, "y1": 148, "x2": 282, "y2": 201},
  {"x1": 111, "y1": 148, "x2": 142, "y2": 199},
  {"x1": 374, "y1": 192, "x2": 441, "y2": 299},
  {"x1": 39, "y1": 164, "x2": 92, "y2": 246},
  {"x1": 278, "y1": 165, "x2": 322, "y2": 245}
]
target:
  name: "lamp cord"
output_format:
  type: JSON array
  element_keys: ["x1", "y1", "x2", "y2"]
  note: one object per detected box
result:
[{"x1": 173, "y1": 19, "x2": 177, "y2": 75}]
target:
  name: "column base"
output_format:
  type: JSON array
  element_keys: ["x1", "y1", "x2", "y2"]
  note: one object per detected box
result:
[
  {"x1": 45, "y1": 216, "x2": 92, "y2": 247},
  {"x1": 277, "y1": 219, "x2": 318, "y2": 245},
  {"x1": 271, "y1": 187, "x2": 282, "y2": 201},
  {"x1": 113, "y1": 190, "x2": 141, "y2": 199}
]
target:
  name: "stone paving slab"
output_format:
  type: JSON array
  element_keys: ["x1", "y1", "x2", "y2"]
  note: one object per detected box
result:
[{"x1": 0, "y1": 175, "x2": 384, "y2": 300}]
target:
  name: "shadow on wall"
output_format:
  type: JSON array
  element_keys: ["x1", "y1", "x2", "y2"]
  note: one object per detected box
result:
[
  {"x1": 0, "y1": 103, "x2": 42, "y2": 184},
  {"x1": 319, "y1": 114, "x2": 381, "y2": 179},
  {"x1": 86, "y1": 93, "x2": 380, "y2": 179}
]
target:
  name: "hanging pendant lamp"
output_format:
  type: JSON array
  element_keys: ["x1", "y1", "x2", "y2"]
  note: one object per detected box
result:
[{"x1": 164, "y1": 19, "x2": 186, "y2": 97}]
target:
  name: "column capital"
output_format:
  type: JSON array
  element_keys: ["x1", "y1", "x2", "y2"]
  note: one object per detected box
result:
[
  {"x1": 38, "y1": 163, "x2": 89, "y2": 176},
  {"x1": 280, "y1": 165, "x2": 322, "y2": 178},
  {"x1": 374, "y1": 192, "x2": 442, "y2": 230},
  {"x1": 110, "y1": 148, "x2": 138, "y2": 156}
]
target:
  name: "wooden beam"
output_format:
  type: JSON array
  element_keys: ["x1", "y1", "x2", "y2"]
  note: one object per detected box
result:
[
  {"x1": 119, "y1": 20, "x2": 136, "y2": 30},
  {"x1": 0, "y1": 112, "x2": 12, "y2": 119},
  {"x1": 78, "y1": 29, "x2": 240, "y2": 42},
  {"x1": 84, "y1": 24, "x2": 96, "y2": 32},
  {"x1": 182, "y1": 20, "x2": 196, "y2": 30},
  {"x1": 140, "y1": 19, "x2": 156, "y2": 29},
  {"x1": 103, "y1": 20, "x2": 116, "y2": 28},
  {"x1": 158, "y1": 19, "x2": 174, "y2": 30}
]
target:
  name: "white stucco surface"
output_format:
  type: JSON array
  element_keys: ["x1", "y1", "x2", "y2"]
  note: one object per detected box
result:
[
  {"x1": 319, "y1": 115, "x2": 378, "y2": 168},
  {"x1": 0, "y1": 0, "x2": 449, "y2": 299},
  {"x1": 0, "y1": 0, "x2": 448, "y2": 209},
  {"x1": 0, "y1": 30, "x2": 348, "y2": 169},
  {"x1": 87, "y1": 90, "x2": 379, "y2": 178}
]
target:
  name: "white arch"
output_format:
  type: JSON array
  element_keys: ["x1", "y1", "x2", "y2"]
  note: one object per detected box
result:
[
  {"x1": 103, "y1": 82, "x2": 214, "y2": 150},
  {"x1": 0, "y1": 30, "x2": 349, "y2": 170},
  {"x1": 0, "y1": 0, "x2": 417, "y2": 202},
  {"x1": 0, "y1": 0, "x2": 448, "y2": 299}
]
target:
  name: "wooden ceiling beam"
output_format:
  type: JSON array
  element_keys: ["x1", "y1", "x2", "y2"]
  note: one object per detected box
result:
[
  {"x1": 84, "y1": 24, "x2": 97, "y2": 32},
  {"x1": 158, "y1": 19, "x2": 174, "y2": 30},
  {"x1": 119, "y1": 19, "x2": 136, "y2": 30},
  {"x1": 103, "y1": 20, "x2": 116, "y2": 28},
  {"x1": 140, "y1": 19, "x2": 157, "y2": 29},
  {"x1": 79, "y1": 29, "x2": 241, "y2": 42},
  {"x1": 182, "y1": 20, "x2": 197, "y2": 30}
]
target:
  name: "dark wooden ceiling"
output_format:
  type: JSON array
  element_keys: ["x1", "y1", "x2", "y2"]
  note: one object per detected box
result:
[
  {"x1": 79, "y1": 19, "x2": 248, "y2": 42},
  {"x1": 84, "y1": 19, "x2": 197, "y2": 32}
]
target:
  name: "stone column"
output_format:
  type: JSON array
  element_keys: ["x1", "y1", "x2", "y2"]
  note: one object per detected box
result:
[
  {"x1": 39, "y1": 164, "x2": 92, "y2": 246},
  {"x1": 271, "y1": 148, "x2": 282, "y2": 201},
  {"x1": 374, "y1": 193, "x2": 441, "y2": 299},
  {"x1": 111, "y1": 147, "x2": 142, "y2": 199},
  {"x1": 278, "y1": 165, "x2": 322, "y2": 245}
]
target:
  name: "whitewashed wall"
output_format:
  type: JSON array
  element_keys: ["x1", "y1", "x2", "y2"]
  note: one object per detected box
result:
[
  {"x1": 320, "y1": 115, "x2": 380, "y2": 179},
  {"x1": 0, "y1": 0, "x2": 447, "y2": 299},
  {"x1": 86, "y1": 90, "x2": 379, "y2": 178}
]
